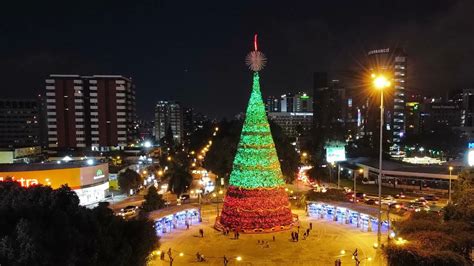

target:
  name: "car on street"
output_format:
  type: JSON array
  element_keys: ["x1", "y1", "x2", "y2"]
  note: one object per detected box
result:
[
  {"x1": 346, "y1": 192, "x2": 365, "y2": 202},
  {"x1": 423, "y1": 194, "x2": 439, "y2": 201},
  {"x1": 180, "y1": 194, "x2": 190, "y2": 202},
  {"x1": 381, "y1": 196, "x2": 397, "y2": 205},
  {"x1": 415, "y1": 198, "x2": 428, "y2": 205},
  {"x1": 394, "y1": 192, "x2": 406, "y2": 199},
  {"x1": 361, "y1": 178, "x2": 376, "y2": 184},
  {"x1": 365, "y1": 198, "x2": 376, "y2": 205},
  {"x1": 118, "y1": 205, "x2": 138, "y2": 218},
  {"x1": 407, "y1": 202, "x2": 430, "y2": 212}
]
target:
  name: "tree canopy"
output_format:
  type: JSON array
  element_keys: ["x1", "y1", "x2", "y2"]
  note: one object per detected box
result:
[
  {"x1": 0, "y1": 181, "x2": 159, "y2": 266},
  {"x1": 142, "y1": 186, "x2": 165, "y2": 212},
  {"x1": 118, "y1": 168, "x2": 142, "y2": 194}
]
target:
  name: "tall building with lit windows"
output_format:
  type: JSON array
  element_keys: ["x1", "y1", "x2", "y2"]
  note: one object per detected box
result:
[
  {"x1": 154, "y1": 101, "x2": 183, "y2": 144},
  {"x1": 367, "y1": 48, "x2": 407, "y2": 153},
  {"x1": 45, "y1": 75, "x2": 136, "y2": 151}
]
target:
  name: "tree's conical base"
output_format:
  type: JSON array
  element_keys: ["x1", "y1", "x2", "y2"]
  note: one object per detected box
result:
[{"x1": 216, "y1": 186, "x2": 298, "y2": 233}]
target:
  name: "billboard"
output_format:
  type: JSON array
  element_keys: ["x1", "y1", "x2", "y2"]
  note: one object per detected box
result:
[
  {"x1": 468, "y1": 142, "x2": 474, "y2": 166},
  {"x1": 326, "y1": 146, "x2": 346, "y2": 163}
]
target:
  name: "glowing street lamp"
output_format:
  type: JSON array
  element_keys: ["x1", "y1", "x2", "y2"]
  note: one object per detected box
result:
[{"x1": 372, "y1": 73, "x2": 391, "y2": 247}]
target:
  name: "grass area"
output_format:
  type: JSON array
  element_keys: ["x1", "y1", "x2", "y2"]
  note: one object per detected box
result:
[{"x1": 338, "y1": 179, "x2": 405, "y2": 196}]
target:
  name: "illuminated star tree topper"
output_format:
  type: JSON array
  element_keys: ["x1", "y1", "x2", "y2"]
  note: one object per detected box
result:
[{"x1": 245, "y1": 34, "x2": 267, "y2": 72}]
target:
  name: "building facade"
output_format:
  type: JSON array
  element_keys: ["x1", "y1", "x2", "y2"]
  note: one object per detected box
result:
[
  {"x1": 279, "y1": 92, "x2": 312, "y2": 113},
  {"x1": 45, "y1": 74, "x2": 136, "y2": 151},
  {"x1": 267, "y1": 112, "x2": 313, "y2": 138},
  {"x1": 367, "y1": 48, "x2": 407, "y2": 153},
  {"x1": 0, "y1": 99, "x2": 42, "y2": 148},
  {"x1": 154, "y1": 101, "x2": 184, "y2": 144},
  {"x1": 0, "y1": 162, "x2": 109, "y2": 206}
]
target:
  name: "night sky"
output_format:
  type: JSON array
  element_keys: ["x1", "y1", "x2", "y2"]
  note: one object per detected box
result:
[{"x1": 0, "y1": 0, "x2": 473, "y2": 119}]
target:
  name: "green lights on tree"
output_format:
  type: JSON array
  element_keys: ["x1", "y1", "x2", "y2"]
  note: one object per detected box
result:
[{"x1": 229, "y1": 72, "x2": 285, "y2": 188}]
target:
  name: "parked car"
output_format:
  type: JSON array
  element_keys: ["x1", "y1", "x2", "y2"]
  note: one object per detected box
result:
[{"x1": 118, "y1": 205, "x2": 138, "y2": 218}]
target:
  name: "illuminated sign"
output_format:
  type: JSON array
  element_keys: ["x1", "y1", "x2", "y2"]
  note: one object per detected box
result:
[
  {"x1": 368, "y1": 48, "x2": 389, "y2": 55},
  {"x1": 469, "y1": 151, "x2": 474, "y2": 167},
  {"x1": 468, "y1": 142, "x2": 474, "y2": 166},
  {"x1": 326, "y1": 146, "x2": 346, "y2": 163},
  {"x1": 94, "y1": 169, "x2": 105, "y2": 180},
  {"x1": 0, "y1": 176, "x2": 39, "y2": 187},
  {"x1": 0, "y1": 163, "x2": 108, "y2": 189},
  {"x1": 300, "y1": 95, "x2": 310, "y2": 100}
]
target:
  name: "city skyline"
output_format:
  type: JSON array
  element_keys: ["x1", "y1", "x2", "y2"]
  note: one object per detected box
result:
[{"x1": 0, "y1": 0, "x2": 473, "y2": 119}]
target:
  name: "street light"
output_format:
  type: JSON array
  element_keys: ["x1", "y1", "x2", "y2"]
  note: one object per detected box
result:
[
  {"x1": 372, "y1": 73, "x2": 391, "y2": 247},
  {"x1": 448, "y1": 166, "x2": 453, "y2": 203},
  {"x1": 354, "y1": 169, "x2": 363, "y2": 204}
]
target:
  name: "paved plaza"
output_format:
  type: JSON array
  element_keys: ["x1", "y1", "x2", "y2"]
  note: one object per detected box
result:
[{"x1": 149, "y1": 204, "x2": 385, "y2": 266}]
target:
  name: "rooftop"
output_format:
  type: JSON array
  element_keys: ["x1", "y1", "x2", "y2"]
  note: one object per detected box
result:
[{"x1": 0, "y1": 161, "x2": 107, "y2": 172}]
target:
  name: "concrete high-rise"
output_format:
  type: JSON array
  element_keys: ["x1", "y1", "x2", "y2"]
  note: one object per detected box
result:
[
  {"x1": 154, "y1": 101, "x2": 183, "y2": 144},
  {"x1": 0, "y1": 99, "x2": 42, "y2": 148},
  {"x1": 45, "y1": 74, "x2": 136, "y2": 151}
]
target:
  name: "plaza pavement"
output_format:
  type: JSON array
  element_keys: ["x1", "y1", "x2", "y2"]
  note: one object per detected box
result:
[{"x1": 148, "y1": 204, "x2": 385, "y2": 266}]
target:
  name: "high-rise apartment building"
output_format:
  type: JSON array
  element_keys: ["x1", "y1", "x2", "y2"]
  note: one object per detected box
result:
[
  {"x1": 45, "y1": 74, "x2": 136, "y2": 151},
  {"x1": 154, "y1": 101, "x2": 183, "y2": 144},
  {"x1": 367, "y1": 48, "x2": 407, "y2": 153},
  {"x1": 0, "y1": 99, "x2": 42, "y2": 148}
]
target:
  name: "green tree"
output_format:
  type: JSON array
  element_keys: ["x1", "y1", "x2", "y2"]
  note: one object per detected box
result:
[
  {"x1": 142, "y1": 186, "x2": 165, "y2": 212},
  {"x1": 165, "y1": 165, "x2": 193, "y2": 196},
  {"x1": 0, "y1": 181, "x2": 159, "y2": 266},
  {"x1": 118, "y1": 168, "x2": 142, "y2": 193}
]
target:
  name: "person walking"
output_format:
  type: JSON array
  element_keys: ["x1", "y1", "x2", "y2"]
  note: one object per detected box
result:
[
  {"x1": 223, "y1": 255, "x2": 229, "y2": 266},
  {"x1": 309, "y1": 222, "x2": 313, "y2": 230}
]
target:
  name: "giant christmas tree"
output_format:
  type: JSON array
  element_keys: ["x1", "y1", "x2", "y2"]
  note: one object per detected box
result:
[{"x1": 217, "y1": 35, "x2": 295, "y2": 232}]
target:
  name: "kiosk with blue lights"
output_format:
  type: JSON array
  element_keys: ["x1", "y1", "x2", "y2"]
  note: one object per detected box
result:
[
  {"x1": 154, "y1": 208, "x2": 201, "y2": 236},
  {"x1": 307, "y1": 202, "x2": 388, "y2": 233}
]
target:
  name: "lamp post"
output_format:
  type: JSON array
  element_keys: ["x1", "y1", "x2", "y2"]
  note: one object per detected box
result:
[
  {"x1": 372, "y1": 74, "x2": 391, "y2": 247},
  {"x1": 355, "y1": 169, "x2": 363, "y2": 204},
  {"x1": 448, "y1": 166, "x2": 453, "y2": 204}
]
